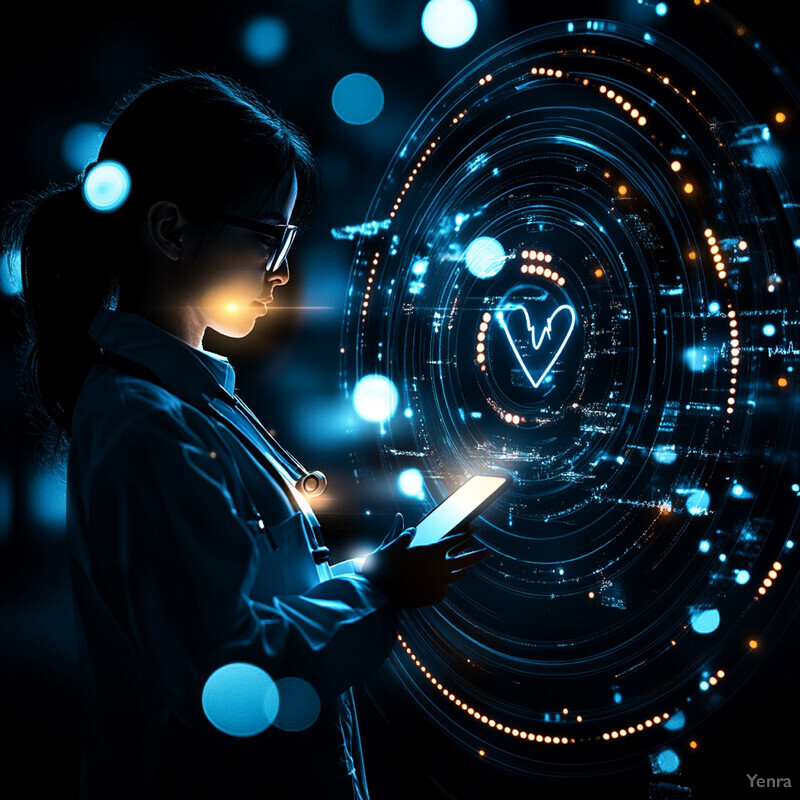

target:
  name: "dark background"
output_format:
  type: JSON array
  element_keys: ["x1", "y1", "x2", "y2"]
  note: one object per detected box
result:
[{"x1": 1, "y1": 1, "x2": 797, "y2": 797}]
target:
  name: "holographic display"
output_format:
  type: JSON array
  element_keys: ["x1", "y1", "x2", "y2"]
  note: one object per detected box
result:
[{"x1": 338, "y1": 6, "x2": 799, "y2": 783}]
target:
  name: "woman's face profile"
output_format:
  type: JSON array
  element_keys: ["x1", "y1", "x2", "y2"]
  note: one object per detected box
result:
[{"x1": 189, "y1": 171, "x2": 298, "y2": 339}]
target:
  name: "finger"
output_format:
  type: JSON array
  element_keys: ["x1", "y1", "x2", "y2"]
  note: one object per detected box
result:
[
  {"x1": 435, "y1": 530, "x2": 474, "y2": 552},
  {"x1": 447, "y1": 536, "x2": 483, "y2": 556},
  {"x1": 452, "y1": 518, "x2": 480, "y2": 536},
  {"x1": 380, "y1": 513, "x2": 405, "y2": 546},
  {"x1": 387, "y1": 529, "x2": 415, "y2": 549},
  {"x1": 448, "y1": 549, "x2": 489, "y2": 568}
]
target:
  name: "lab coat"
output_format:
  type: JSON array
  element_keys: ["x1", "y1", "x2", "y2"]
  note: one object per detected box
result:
[{"x1": 66, "y1": 308, "x2": 398, "y2": 799}]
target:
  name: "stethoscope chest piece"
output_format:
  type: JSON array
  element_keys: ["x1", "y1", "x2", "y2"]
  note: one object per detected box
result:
[{"x1": 298, "y1": 470, "x2": 327, "y2": 497}]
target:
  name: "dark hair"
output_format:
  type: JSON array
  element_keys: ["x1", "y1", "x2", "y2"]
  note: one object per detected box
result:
[{"x1": 2, "y1": 70, "x2": 320, "y2": 457}]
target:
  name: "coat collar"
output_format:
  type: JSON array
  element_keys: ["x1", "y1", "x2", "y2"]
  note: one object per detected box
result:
[{"x1": 88, "y1": 308, "x2": 237, "y2": 406}]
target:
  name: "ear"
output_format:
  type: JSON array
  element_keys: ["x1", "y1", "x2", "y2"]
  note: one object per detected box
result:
[{"x1": 145, "y1": 200, "x2": 188, "y2": 262}]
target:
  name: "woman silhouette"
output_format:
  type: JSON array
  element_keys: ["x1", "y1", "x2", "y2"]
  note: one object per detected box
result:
[{"x1": 5, "y1": 72, "x2": 486, "y2": 799}]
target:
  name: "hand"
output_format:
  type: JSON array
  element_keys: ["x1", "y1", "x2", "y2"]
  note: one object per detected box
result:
[{"x1": 360, "y1": 513, "x2": 489, "y2": 610}]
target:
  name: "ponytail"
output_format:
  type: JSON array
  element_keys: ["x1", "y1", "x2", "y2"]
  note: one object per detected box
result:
[{"x1": 3, "y1": 177, "x2": 122, "y2": 453}]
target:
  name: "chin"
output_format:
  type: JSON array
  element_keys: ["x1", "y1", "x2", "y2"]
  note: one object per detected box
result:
[{"x1": 206, "y1": 313, "x2": 260, "y2": 339}]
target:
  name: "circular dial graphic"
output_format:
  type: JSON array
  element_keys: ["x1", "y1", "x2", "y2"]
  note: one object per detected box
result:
[{"x1": 339, "y1": 7, "x2": 799, "y2": 784}]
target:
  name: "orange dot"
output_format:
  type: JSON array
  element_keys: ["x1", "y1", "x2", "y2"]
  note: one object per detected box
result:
[
  {"x1": 778, "y1": 377, "x2": 788, "y2": 387},
  {"x1": 594, "y1": 268, "x2": 604, "y2": 278},
  {"x1": 749, "y1": 639, "x2": 758, "y2": 649},
  {"x1": 618, "y1": 185, "x2": 628, "y2": 196},
  {"x1": 684, "y1": 182, "x2": 694, "y2": 194},
  {"x1": 688, "y1": 251, "x2": 696, "y2": 260},
  {"x1": 690, "y1": 740, "x2": 698, "y2": 749},
  {"x1": 775, "y1": 112, "x2": 786, "y2": 124},
  {"x1": 671, "y1": 161, "x2": 682, "y2": 171}
]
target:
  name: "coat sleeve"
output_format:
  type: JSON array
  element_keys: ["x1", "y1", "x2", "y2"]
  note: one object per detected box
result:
[{"x1": 77, "y1": 401, "x2": 398, "y2": 734}]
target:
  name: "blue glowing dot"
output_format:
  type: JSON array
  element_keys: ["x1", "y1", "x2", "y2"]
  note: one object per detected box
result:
[
  {"x1": 686, "y1": 488, "x2": 711, "y2": 516},
  {"x1": 655, "y1": 2, "x2": 668, "y2": 16},
  {"x1": 699, "y1": 680, "x2": 710, "y2": 691},
  {"x1": 699, "y1": 539, "x2": 711, "y2": 553},
  {"x1": 616, "y1": 456, "x2": 625, "y2": 465},
  {"x1": 718, "y1": 553, "x2": 727, "y2": 562},
  {"x1": 690, "y1": 608, "x2": 721, "y2": 635},
  {"x1": 567, "y1": 22, "x2": 574, "y2": 32},
  {"x1": 708, "y1": 301, "x2": 720, "y2": 313},
  {"x1": 404, "y1": 408, "x2": 413, "y2": 418},
  {"x1": 684, "y1": 347, "x2": 712, "y2": 372},
  {"x1": 762, "y1": 126, "x2": 771, "y2": 141},
  {"x1": 353, "y1": 374, "x2": 399, "y2": 422},
  {"x1": 465, "y1": 236, "x2": 506, "y2": 278},
  {"x1": 656, "y1": 749, "x2": 680, "y2": 773},
  {"x1": 763, "y1": 324, "x2": 776, "y2": 337},
  {"x1": 421, "y1": 0, "x2": 477, "y2": 49},
  {"x1": 272, "y1": 677, "x2": 320, "y2": 732},
  {"x1": 787, "y1": 540, "x2": 795, "y2": 549},
  {"x1": 242, "y1": 16, "x2": 289, "y2": 66},
  {"x1": 28, "y1": 465, "x2": 67, "y2": 528},
  {"x1": 331, "y1": 73, "x2": 384, "y2": 126},
  {"x1": 613, "y1": 691, "x2": 623, "y2": 704},
  {"x1": 735, "y1": 569, "x2": 750, "y2": 585},
  {"x1": 82, "y1": 161, "x2": 131, "y2": 213},
  {"x1": 653, "y1": 445, "x2": 677, "y2": 464},
  {"x1": 795, "y1": 239, "x2": 800, "y2": 249},
  {"x1": 399, "y1": 468, "x2": 424, "y2": 497},
  {"x1": 793, "y1": 484, "x2": 800, "y2": 492},
  {"x1": 663, "y1": 710, "x2": 685, "y2": 731},
  {"x1": 202, "y1": 663, "x2": 279, "y2": 737},
  {"x1": 412, "y1": 259, "x2": 429, "y2": 276},
  {"x1": 61, "y1": 122, "x2": 104, "y2": 171},
  {"x1": 0, "y1": 249, "x2": 22, "y2": 296},
  {"x1": 732, "y1": 484, "x2": 744, "y2": 497}
]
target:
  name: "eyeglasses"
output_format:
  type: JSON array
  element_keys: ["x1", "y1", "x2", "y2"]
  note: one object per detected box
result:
[{"x1": 215, "y1": 213, "x2": 298, "y2": 272}]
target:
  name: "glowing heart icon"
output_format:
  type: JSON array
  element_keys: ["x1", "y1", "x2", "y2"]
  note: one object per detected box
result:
[{"x1": 494, "y1": 304, "x2": 577, "y2": 388}]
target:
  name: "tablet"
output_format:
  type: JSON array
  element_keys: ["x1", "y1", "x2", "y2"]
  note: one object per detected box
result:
[{"x1": 409, "y1": 474, "x2": 512, "y2": 547}]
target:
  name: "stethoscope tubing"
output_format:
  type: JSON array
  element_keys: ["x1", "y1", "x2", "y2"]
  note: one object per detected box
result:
[{"x1": 92, "y1": 346, "x2": 331, "y2": 563}]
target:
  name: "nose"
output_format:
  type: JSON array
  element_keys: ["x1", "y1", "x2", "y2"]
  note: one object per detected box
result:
[{"x1": 269, "y1": 257, "x2": 290, "y2": 286}]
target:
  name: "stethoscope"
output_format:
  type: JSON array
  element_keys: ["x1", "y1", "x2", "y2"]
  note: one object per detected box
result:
[{"x1": 93, "y1": 345, "x2": 332, "y2": 564}]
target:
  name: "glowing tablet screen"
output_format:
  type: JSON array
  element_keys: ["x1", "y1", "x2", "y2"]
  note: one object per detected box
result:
[{"x1": 410, "y1": 475, "x2": 510, "y2": 547}]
